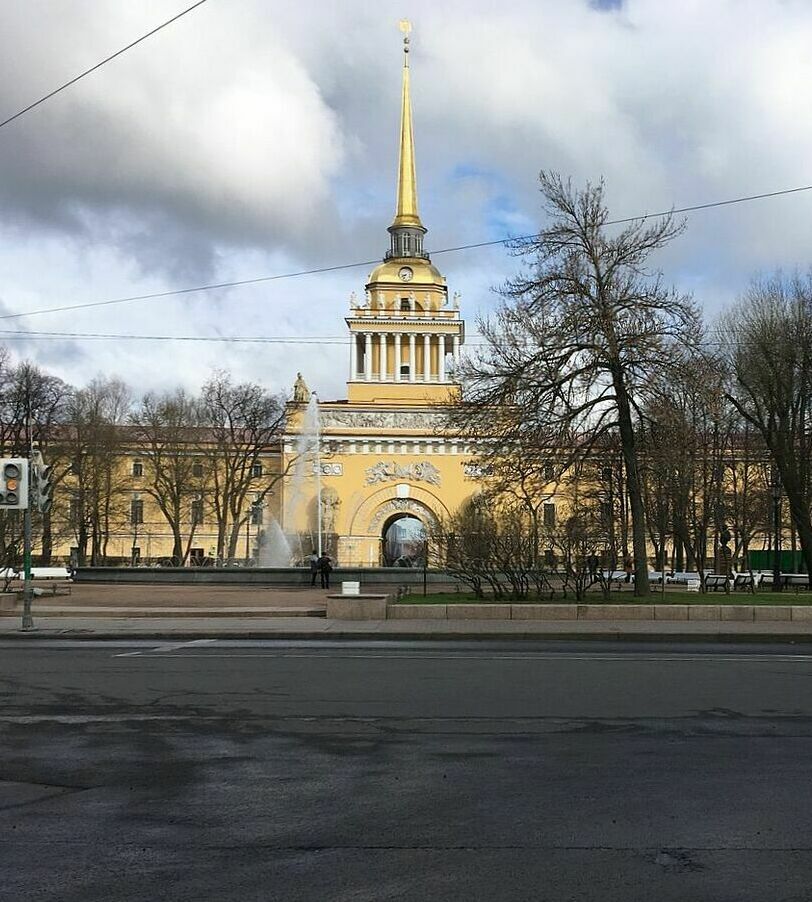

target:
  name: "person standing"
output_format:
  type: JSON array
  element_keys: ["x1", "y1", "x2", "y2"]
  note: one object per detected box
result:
[
  {"x1": 624, "y1": 557, "x2": 634, "y2": 584},
  {"x1": 318, "y1": 554, "x2": 333, "y2": 590},
  {"x1": 309, "y1": 552, "x2": 319, "y2": 587}
]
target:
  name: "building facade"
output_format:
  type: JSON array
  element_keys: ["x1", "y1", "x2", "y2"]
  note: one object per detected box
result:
[{"x1": 279, "y1": 28, "x2": 476, "y2": 566}]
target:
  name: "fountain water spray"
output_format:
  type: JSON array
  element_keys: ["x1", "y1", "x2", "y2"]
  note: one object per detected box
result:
[{"x1": 285, "y1": 393, "x2": 322, "y2": 558}]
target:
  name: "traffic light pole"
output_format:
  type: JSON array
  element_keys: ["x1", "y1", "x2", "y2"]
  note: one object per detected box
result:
[{"x1": 21, "y1": 486, "x2": 33, "y2": 631}]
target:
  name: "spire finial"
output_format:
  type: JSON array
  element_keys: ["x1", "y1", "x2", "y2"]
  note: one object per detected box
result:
[
  {"x1": 391, "y1": 19, "x2": 422, "y2": 231},
  {"x1": 399, "y1": 18, "x2": 411, "y2": 68}
]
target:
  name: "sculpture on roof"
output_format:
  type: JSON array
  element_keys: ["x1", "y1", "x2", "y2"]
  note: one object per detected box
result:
[{"x1": 292, "y1": 372, "x2": 311, "y2": 404}]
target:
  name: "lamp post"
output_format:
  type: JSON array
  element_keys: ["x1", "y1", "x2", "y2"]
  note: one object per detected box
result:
[{"x1": 772, "y1": 469, "x2": 783, "y2": 593}]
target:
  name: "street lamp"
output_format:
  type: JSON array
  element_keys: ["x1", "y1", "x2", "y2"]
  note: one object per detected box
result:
[{"x1": 772, "y1": 469, "x2": 783, "y2": 593}]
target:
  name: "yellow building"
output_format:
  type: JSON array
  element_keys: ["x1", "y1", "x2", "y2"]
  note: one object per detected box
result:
[{"x1": 281, "y1": 25, "x2": 475, "y2": 566}]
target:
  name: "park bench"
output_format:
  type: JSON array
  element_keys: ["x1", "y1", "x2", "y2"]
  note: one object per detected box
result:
[
  {"x1": 5, "y1": 567, "x2": 73, "y2": 597},
  {"x1": 704, "y1": 574, "x2": 730, "y2": 592},
  {"x1": 760, "y1": 572, "x2": 809, "y2": 591},
  {"x1": 667, "y1": 571, "x2": 700, "y2": 585},
  {"x1": 733, "y1": 572, "x2": 763, "y2": 591}
]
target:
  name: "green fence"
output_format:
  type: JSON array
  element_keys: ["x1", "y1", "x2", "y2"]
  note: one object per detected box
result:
[{"x1": 747, "y1": 550, "x2": 806, "y2": 572}]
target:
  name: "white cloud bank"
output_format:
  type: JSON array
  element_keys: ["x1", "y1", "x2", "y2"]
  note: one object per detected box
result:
[{"x1": 0, "y1": 0, "x2": 810, "y2": 397}]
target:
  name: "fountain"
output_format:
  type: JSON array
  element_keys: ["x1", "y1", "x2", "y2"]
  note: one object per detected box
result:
[
  {"x1": 284, "y1": 392, "x2": 323, "y2": 558},
  {"x1": 255, "y1": 515, "x2": 293, "y2": 567}
]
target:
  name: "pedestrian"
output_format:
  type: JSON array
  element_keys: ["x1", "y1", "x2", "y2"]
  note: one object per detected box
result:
[
  {"x1": 587, "y1": 553, "x2": 599, "y2": 582},
  {"x1": 309, "y1": 552, "x2": 319, "y2": 587},
  {"x1": 318, "y1": 554, "x2": 333, "y2": 589},
  {"x1": 624, "y1": 557, "x2": 634, "y2": 584}
]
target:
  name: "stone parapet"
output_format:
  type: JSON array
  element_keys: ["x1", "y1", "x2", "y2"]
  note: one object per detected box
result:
[{"x1": 384, "y1": 602, "x2": 812, "y2": 621}]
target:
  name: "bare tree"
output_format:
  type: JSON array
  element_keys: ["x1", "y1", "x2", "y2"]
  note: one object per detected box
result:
[
  {"x1": 723, "y1": 273, "x2": 812, "y2": 575},
  {"x1": 55, "y1": 378, "x2": 131, "y2": 566},
  {"x1": 457, "y1": 172, "x2": 697, "y2": 595},
  {"x1": 722, "y1": 424, "x2": 771, "y2": 572},
  {"x1": 200, "y1": 371, "x2": 289, "y2": 561},
  {"x1": 132, "y1": 389, "x2": 208, "y2": 565},
  {"x1": 642, "y1": 352, "x2": 732, "y2": 582},
  {"x1": 0, "y1": 359, "x2": 70, "y2": 564}
]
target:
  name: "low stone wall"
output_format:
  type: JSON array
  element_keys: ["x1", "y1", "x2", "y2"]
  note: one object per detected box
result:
[
  {"x1": 386, "y1": 603, "x2": 812, "y2": 622},
  {"x1": 73, "y1": 566, "x2": 460, "y2": 588},
  {"x1": 327, "y1": 595, "x2": 389, "y2": 620}
]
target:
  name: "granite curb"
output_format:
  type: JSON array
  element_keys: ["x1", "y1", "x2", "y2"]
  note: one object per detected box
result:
[{"x1": 5, "y1": 617, "x2": 812, "y2": 644}]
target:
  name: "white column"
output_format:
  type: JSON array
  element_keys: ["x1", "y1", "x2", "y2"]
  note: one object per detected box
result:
[
  {"x1": 438, "y1": 334, "x2": 446, "y2": 382},
  {"x1": 350, "y1": 334, "x2": 358, "y2": 380},
  {"x1": 409, "y1": 334, "x2": 416, "y2": 382},
  {"x1": 452, "y1": 334, "x2": 460, "y2": 367},
  {"x1": 379, "y1": 333, "x2": 387, "y2": 381},
  {"x1": 364, "y1": 333, "x2": 373, "y2": 381},
  {"x1": 423, "y1": 333, "x2": 432, "y2": 382},
  {"x1": 394, "y1": 334, "x2": 402, "y2": 382}
]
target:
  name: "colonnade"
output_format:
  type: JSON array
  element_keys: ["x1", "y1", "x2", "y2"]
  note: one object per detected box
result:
[{"x1": 350, "y1": 332, "x2": 461, "y2": 382}]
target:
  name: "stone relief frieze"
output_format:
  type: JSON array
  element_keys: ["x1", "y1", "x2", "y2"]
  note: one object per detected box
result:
[
  {"x1": 463, "y1": 462, "x2": 493, "y2": 480},
  {"x1": 365, "y1": 460, "x2": 441, "y2": 486},
  {"x1": 369, "y1": 498, "x2": 438, "y2": 532},
  {"x1": 320, "y1": 409, "x2": 450, "y2": 431}
]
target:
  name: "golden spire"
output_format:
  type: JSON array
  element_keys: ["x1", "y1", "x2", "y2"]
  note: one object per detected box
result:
[{"x1": 391, "y1": 19, "x2": 423, "y2": 230}]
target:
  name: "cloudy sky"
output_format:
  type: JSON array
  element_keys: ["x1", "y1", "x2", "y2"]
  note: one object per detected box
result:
[{"x1": 0, "y1": 0, "x2": 811, "y2": 399}]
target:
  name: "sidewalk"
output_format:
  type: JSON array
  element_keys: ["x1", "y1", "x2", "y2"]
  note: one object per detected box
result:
[
  {"x1": 5, "y1": 615, "x2": 812, "y2": 642},
  {"x1": 0, "y1": 584, "x2": 329, "y2": 619}
]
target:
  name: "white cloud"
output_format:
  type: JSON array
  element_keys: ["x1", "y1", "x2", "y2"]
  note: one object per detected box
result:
[{"x1": 0, "y1": 0, "x2": 810, "y2": 399}]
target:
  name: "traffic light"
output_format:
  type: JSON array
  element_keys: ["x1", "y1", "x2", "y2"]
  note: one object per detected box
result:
[
  {"x1": 31, "y1": 450, "x2": 54, "y2": 514},
  {"x1": 0, "y1": 458, "x2": 29, "y2": 510}
]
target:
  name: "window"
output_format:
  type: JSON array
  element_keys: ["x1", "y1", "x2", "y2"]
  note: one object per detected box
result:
[
  {"x1": 192, "y1": 463, "x2": 204, "y2": 478},
  {"x1": 191, "y1": 499, "x2": 204, "y2": 526},
  {"x1": 544, "y1": 549, "x2": 555, "y2": 567},
  {"x1": 400, "y1": 298, "x2": 410, "y2": 311},
  {"x1": 544, "y1": 464, "x2": 555, "y2": 482},
  {"x1": 251, "y1": 463, "x2": 263, "y2": 478},
  {"x1": 543, "y1": 503, "x2": 556, "y2": 528},
  {"x1": 132, "y1": 460, "x2": 143, "y2": 477},
  {"x1": 68, "y1": 499, "x2": 80, "y2": 527},
  {"x1": 130, "y1": 499, "x2": 144, "y2": 526},
  {"x1": 400, "y1": 364, "x2": 410, "y2": 377},
  {"x1": 251, "y1": 503, "x2": 263, "y2": 526}
]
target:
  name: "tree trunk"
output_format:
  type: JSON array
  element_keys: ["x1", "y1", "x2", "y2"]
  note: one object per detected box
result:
[
  {"x1": 41, "y1": 512, "x2": 53, "y2": 564},
  {"x1": 784, "y1": 483, "x2": 812, "y2": 576},
  {"x1": 613, "y1": 373, "x2": 650, "y2": 596}
]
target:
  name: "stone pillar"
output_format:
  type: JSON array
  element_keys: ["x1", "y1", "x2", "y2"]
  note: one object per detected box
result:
[
  {"x1": 394, "y1": 333, "x2": 402, "y2": 382},
  {"x1": 409, "y1": 333, "x2": 416, "y2": 383},
  {"x1": 452, "y1": 334, "x2": 460, "y2": 369},
  {"x1": 379, "y1": 333, "x2": 387, "y2": 381},
  {"x1": 438, "y1": 334, "x2": 446, "y2": 382},
  {"x1": 364, "y1": 333, "x2": 373, "y2": 381},
  {"x1": 350, "y1": 334, "x2": 358, "y2": 380},
  {"x1": 423, "y1": 333, "x2": 432, "y2": 382}
]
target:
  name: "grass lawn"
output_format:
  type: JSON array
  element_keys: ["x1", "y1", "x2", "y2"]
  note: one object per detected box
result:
[{"x1": 397, "y1": 589, "x2": 812, "y2": 606}]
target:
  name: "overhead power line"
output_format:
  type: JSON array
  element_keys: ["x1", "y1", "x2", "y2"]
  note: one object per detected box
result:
[
  {"x1": 0, "y1": 0, "x2": 210, "y2": 131},
  {"x1": 0, "y1": 327, "x2": 742, "y2": 347},
  {"x1": 0, "y1": 328, "x2": 496, "y2": 346},
  {"x1": 0, "y1": 329, "x2": 354, "y2": 345},
  {"x1": 0, "y1": 180, "x2": 810, "y2": 324}
]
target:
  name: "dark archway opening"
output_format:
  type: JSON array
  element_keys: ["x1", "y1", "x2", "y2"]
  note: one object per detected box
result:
[{"x1": 382, "y1": 514, "x2": 426, "y2": 567}]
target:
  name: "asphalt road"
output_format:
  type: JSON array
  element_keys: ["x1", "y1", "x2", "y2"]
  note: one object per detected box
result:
[{"x1": 3, "y1": 639, "x2": 812, "y2": 902}]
